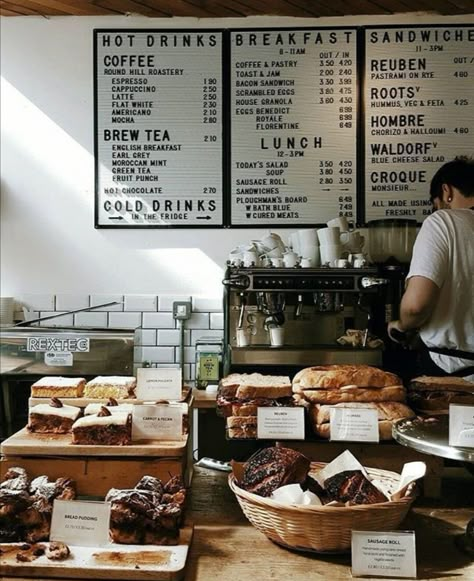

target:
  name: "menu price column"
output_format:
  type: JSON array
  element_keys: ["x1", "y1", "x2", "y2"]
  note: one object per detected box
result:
[
  {"x1": 365, "y1": 26, "x2": 474, "y2": 222},
  {"x1": 230, "y1": 29, "x2": 358, "y2": 226},
  {"x1": 95, "y1": 30, "x2": 223, "y2": 227}
]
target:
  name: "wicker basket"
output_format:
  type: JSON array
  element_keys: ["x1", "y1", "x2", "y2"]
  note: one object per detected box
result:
[{"x1": 229, "y1": 462, "x2": 415, "y2": 553}]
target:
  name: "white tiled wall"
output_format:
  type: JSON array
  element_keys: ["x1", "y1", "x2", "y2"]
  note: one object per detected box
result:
[{"x1": 13, "y1": 293, "x2": 224, "y2": 382}]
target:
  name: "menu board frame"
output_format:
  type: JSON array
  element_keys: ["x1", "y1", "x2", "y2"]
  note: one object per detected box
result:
[
  {"x1": 228, "y1": 26, "x2": 362, "y2": 228},
  {"x1": 93, "y1": 28, "x2": 226, "y2": 229},
  {"x1": 362, "y1": 24, "x2": 474, "y2": 224}
]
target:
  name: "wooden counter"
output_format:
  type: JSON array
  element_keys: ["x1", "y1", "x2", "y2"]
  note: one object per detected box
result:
[{"x1": 5, "y1": 466, "x2": 473, "y2": 581}]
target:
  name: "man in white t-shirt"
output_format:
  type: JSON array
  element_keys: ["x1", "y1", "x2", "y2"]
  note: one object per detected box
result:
[{"x1": 388, "y1": 156, "x2": 474, "y2": 381}]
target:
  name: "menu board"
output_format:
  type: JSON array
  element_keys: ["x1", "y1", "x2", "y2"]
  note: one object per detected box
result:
[
  {"x1": 230, "y1": 28, "x2": 358, "y2": 226},
  {"x1": 365, "y1": 25, "x2": 474, "y2": 222},
  {"x1": 94, "y1": 30, "x2": 223, "y2": 227}
]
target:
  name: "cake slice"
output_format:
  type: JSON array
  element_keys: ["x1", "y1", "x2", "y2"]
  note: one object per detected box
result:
[
  {"x1": 30, "y1": 377, "x2": 85, "y2": 398},
  {"x1": 28, "y1": 398, "x2": 82, "y2": 433},
  {"x1": 83, "y1": 376, "x2": 136, "y2": 399},
  {"x1": 72, "y1": 406, "x2": 131, "y2": 445},
  {"x1": 84, "y1": 397, "x2": 134, "y2": 416}
]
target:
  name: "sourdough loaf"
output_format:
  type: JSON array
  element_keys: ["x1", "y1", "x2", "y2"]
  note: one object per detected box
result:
[
  {"x1": 298, "y1": 385, "x2": 406, "y2": 404},
  {"x1": 293, "y1": 365, "x2": 401, "y2": 391}
]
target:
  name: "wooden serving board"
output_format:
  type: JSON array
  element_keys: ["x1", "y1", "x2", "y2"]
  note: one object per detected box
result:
[
  {"x1": 1, "y1": 429, "x2": 187, "y2": 457},
  {"x1": 0, "y1": 525, "x2": 192, "y2": 580}
]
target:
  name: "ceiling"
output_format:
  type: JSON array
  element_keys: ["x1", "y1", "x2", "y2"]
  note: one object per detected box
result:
[{"x1": 1, "y1": 0, "x2": 474, "y2": 18}]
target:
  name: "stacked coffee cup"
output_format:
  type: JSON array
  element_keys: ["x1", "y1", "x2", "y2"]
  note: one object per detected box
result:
[{"x1": 288, "y1": 228, "x2": 320, "y2": 267}]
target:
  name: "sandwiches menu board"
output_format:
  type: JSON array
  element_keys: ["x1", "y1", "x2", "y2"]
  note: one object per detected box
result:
[
  {"x1": 94, "y1": 30, "x2": 223, "y2": 227},
  {"x1": 364, "y1": 25, "x2": 474, "y2": 222},
  {"x1": 230, "y1": 28, "x2": 358, "y2": 226}
]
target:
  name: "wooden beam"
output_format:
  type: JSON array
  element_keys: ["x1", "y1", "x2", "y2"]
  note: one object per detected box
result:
[{"x1": 93, "y1": 0, "x2": 166, "y2": 17}]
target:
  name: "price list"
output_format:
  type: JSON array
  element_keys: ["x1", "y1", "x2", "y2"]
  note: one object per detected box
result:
[
  {"x1": 95, "y1": 30, "x2": 223, "y2": 227},
  {"x1": 230, "y1": 29, "x2": 358, "y2": 226},
  {"x1": 365, "y1": 26, "x2": 474, "y2": 222}
]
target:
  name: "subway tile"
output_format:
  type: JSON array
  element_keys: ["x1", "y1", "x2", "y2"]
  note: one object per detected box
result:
[
  {"x1": 124, "y1": 294, "x2": 158, "y2": 312},
  {"x1": 191, "y1": 329, "x2": 223, "y2": 345},
  {"x1": 18, "y1": 294, "x2": 55, "y2": 311},
  {"x1": 189, "y1": 364, "x2": 196, "y2": 381},
  {"x1": 90, "y1": 294, "x2": 124, "y2": 311},
  {"x1": 55, "y1": 294, "x2": 90, "y2": 311},
  {"x1": 185, "y1": 312, "x2": 209, "y2": 330},
  {"x1": 134, "y1": 347, "x2": 143, "y2": 364},
  {"x1": 135, "y1": 329, "x2": 157, "y2": 346},
  {"x1": 74, "y1": 312, "x2": 108, "y2": 328},
  {"x1": 109, "y1": 312, "x2": 142, "y2": 329},
  {"x1": 158, "y1": 295, "x2": 192, "y2": 312},
  {"x1": 175, "y1": 346, "x2": 196, "y2": 364},
  {"x1": 157, "y1": 329, "x2": 190, "y2": 346},
  {"x1": 192, "y1": 297, "x2": 223, "y2": 312},
  {"x1": 210, "y1": 313, "x2": 224, "y2": 330},
  {"x1": 39, "y1": 312, "x2": 74, "y2": 327},
  {"x1": 142, "y1": 312, "x2": 175, "y2": 329},
  {"x1": 141, "y1": 346, "x2": 175, "y2": 364}
]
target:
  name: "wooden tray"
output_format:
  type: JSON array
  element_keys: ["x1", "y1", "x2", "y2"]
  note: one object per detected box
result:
[
  {"x1": 1, "y1": 429, "x2": 187, "y2": 457},
  {"x1": 0, "y1": 525, "x2": 193, "y2": 580}
]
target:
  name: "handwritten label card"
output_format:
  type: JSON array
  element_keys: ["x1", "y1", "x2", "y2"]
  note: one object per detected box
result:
[
  {"x1": 257, "y1": 407, "x2": 304, "y2": 440},
  {"x1": 50, "y1": 499, "x2": 111, "y2": 547},
  {"x1": 132, "y1": 404, "x2": 182, "y2": 440},
  {"x1": 136, "y1": 367, "x2": 182, "y2": 400},
  {"x1": 330, "y1": 407, "x2": 379, "y2": 442},
  {"x1": 449, "y1": 404, "x2": 474, "y2": 448},
  {"x1": 352, "y1": 531, "x2": 417, "y2": 578}
]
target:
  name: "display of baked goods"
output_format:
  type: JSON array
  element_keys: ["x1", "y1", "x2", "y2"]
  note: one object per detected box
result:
[
  {"x1": 30, "y1": 377, "x2": 86, "y2": 398},
  {"x1": 310, "y1": 402, "x2": 416, "y2": 440},
  {"x1": 27, "y1": 398, "x2": 82, "y2": 434},
  {"x1": 0, "y1": 467, "x2": 76, "y2": 543},
  {"x1": 408, "y1": 375, "x2": 474, "y2": 414},
  {"x1": 83, "y1": 376, "x2": 137, "y2": 399},
  {"x1": 72, "y1": 406, "x2": 132, "y2": 445},
  {"x1": 238, "y1": 446, "x2": 310, "y2": 497},
  {"x1": 105, "y1": 474, "x2": 186, "y2": 545},
  {"x1": 218, "y1": 372, "x2": 294, "y2": 438}
]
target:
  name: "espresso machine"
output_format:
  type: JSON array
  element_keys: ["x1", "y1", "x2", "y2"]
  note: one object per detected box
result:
[{"x1": 222, "y1": 266, "x2": 394, "y2": 376}]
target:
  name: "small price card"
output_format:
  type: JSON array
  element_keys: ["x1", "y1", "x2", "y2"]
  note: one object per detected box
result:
[
  {"x1": 257, "y1": 407, "x2": 305, "y2": 440},
  {"x1": 330, "y1": 407, "x2": 379, "y2": 442},
  {"x1": 50, "y1": 499, "x2": 110, "y2": 547},
  {"x1": 352, "y1": 530, "x2": 417, "y2": 578},
  {"x1": 449, "y1": 404, "x2": 474, "y2": 447},
  {"x1": 136, "y1": 367, "x2": 182, "y2": 400},
  {"x1": 45, "y1": 352, "x2": 73, "y2": 366},
  {"x1": 132, "y1": 404, "x2": 182, "y2": 441}
]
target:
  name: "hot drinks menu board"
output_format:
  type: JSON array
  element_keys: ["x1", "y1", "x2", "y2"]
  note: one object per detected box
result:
[
  {"x1": 230, "y1": 29, "x2": 358, "y2": 226},
  {"x1": 365, "y1": 25, "x2": 474, "y2": 222},
  {"x1": 94, "y1": 30, "x2": 223, "y2": 227}
]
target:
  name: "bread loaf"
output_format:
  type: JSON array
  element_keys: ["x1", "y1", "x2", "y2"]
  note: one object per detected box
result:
[
  {"x1": 300, "y1": 385, "x2": 406, "y2": 404},
  {"x1": 293, "y1": 365, "x2": 401, "y2": 391},
  {"x1": 313, "y1": 402, "x2": 415, "y2": 424},
  {"x1": 239, "y1": 447, "x2": 310, "y2": 497},
  {"x1": 408, "y1": 375, "x2": 474, "y2": 413}
]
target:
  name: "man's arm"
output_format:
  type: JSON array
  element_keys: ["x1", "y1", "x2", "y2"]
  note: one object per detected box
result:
[{"x1": 388, "y1": 275, "x2": 440, "y2": 341}]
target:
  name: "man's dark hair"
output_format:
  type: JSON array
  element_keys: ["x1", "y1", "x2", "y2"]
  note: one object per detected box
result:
[{"x1": 429, "y1": 156, "x2": 474, "y2": 201}]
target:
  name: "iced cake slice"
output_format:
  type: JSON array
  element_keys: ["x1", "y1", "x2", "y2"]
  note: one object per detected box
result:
[
  {"x1": 72, "y1": 406, "x2": 132, "y2": 445},
  {"x1": 28, "y1": 398, "x2": 82, "y2": 434},
  {"x1": 84, "y1": 397, "x2": 134, "y2": 416},
  {"x1": 83, "y1": 376, "x2": 136, "y2": 399},
  {"x1": 30, "y1": 377, "x2": 85, "y2": 398}
]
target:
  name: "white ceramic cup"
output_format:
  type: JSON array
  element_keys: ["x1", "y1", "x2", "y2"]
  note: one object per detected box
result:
[
  {"x1": 251, "y1": 240, "x2": 270, "y2": 255},
  {"x1": 336, "y1": 258, "x2": 350, "y2": 268},
  {"x1": 243, "y1": 250, "x2": 259, "y2": 267},
  {"x1": 270, "y1": 257, "x2": 284, "y2": 268},
  {"x1": 289, "y1": 232, "x2": 301, "y2": 254},
  {"x1": 341, "y1": 231, "x2": 365, "y2": 252},
  {"x1": 260, "y1": 233, "x2": 285, "y2": 252},
  {"x1": 265, "y1": 247, "x2": 283, "y2": 259},
  {"x1": 300, "y1": 257, "x2": 313, "y2": 268},
  {"x1": 353, "y1": 258, "x2": 368, "y2": 268},
  {"x1": 269, "y1": 326, "x2": 285, "y2": 347},
  {"x1": 259, "y1": 254, "x2": 271, "y2": 268},
  {"x1": 327, "y1": 217, "x2": 350, "y2": 232},
  {"x1": 283, "y1": 251, "x2": 299, "y2": 268},
  {"x1": 236, "y1": 328, "x2": 249, "y2": 347},
  {"x1": 317, "y1": 227, "x2": 340, "y2": 246},
  {"x1": 298, "y1": 228, "x2": 319, "y2": 247},
  {"x1": 299, "y1": 244, "x2": 320, "y2": 267},
  {"x1": 320, "y1": 244, "x2": 342, "y2": 267}
]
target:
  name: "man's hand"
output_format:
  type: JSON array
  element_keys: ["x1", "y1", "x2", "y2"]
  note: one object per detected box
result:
[{"x1": 388, "y1": 320, "x2": 407, "y2": 343}]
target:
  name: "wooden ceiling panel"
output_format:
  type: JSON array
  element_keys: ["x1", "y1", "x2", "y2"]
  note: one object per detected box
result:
[{"x1": 1, "y1": 0, "x2": 473, "y2": 16}]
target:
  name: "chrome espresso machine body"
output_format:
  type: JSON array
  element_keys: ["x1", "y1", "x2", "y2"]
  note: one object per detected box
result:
[{"x1": 222, "y1": 265, "x2": 395, "y2": 375}]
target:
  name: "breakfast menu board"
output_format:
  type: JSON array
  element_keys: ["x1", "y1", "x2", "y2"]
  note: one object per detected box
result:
[
  {"x1": 230, "y1": 28, "x2": 358, "y2": 226},
  {"x1": 365, "y1": 25, "x2": 474, "y2": 222},
  {"x1": 94, "y1": 30, "x2": 223, "y2": 227}
]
